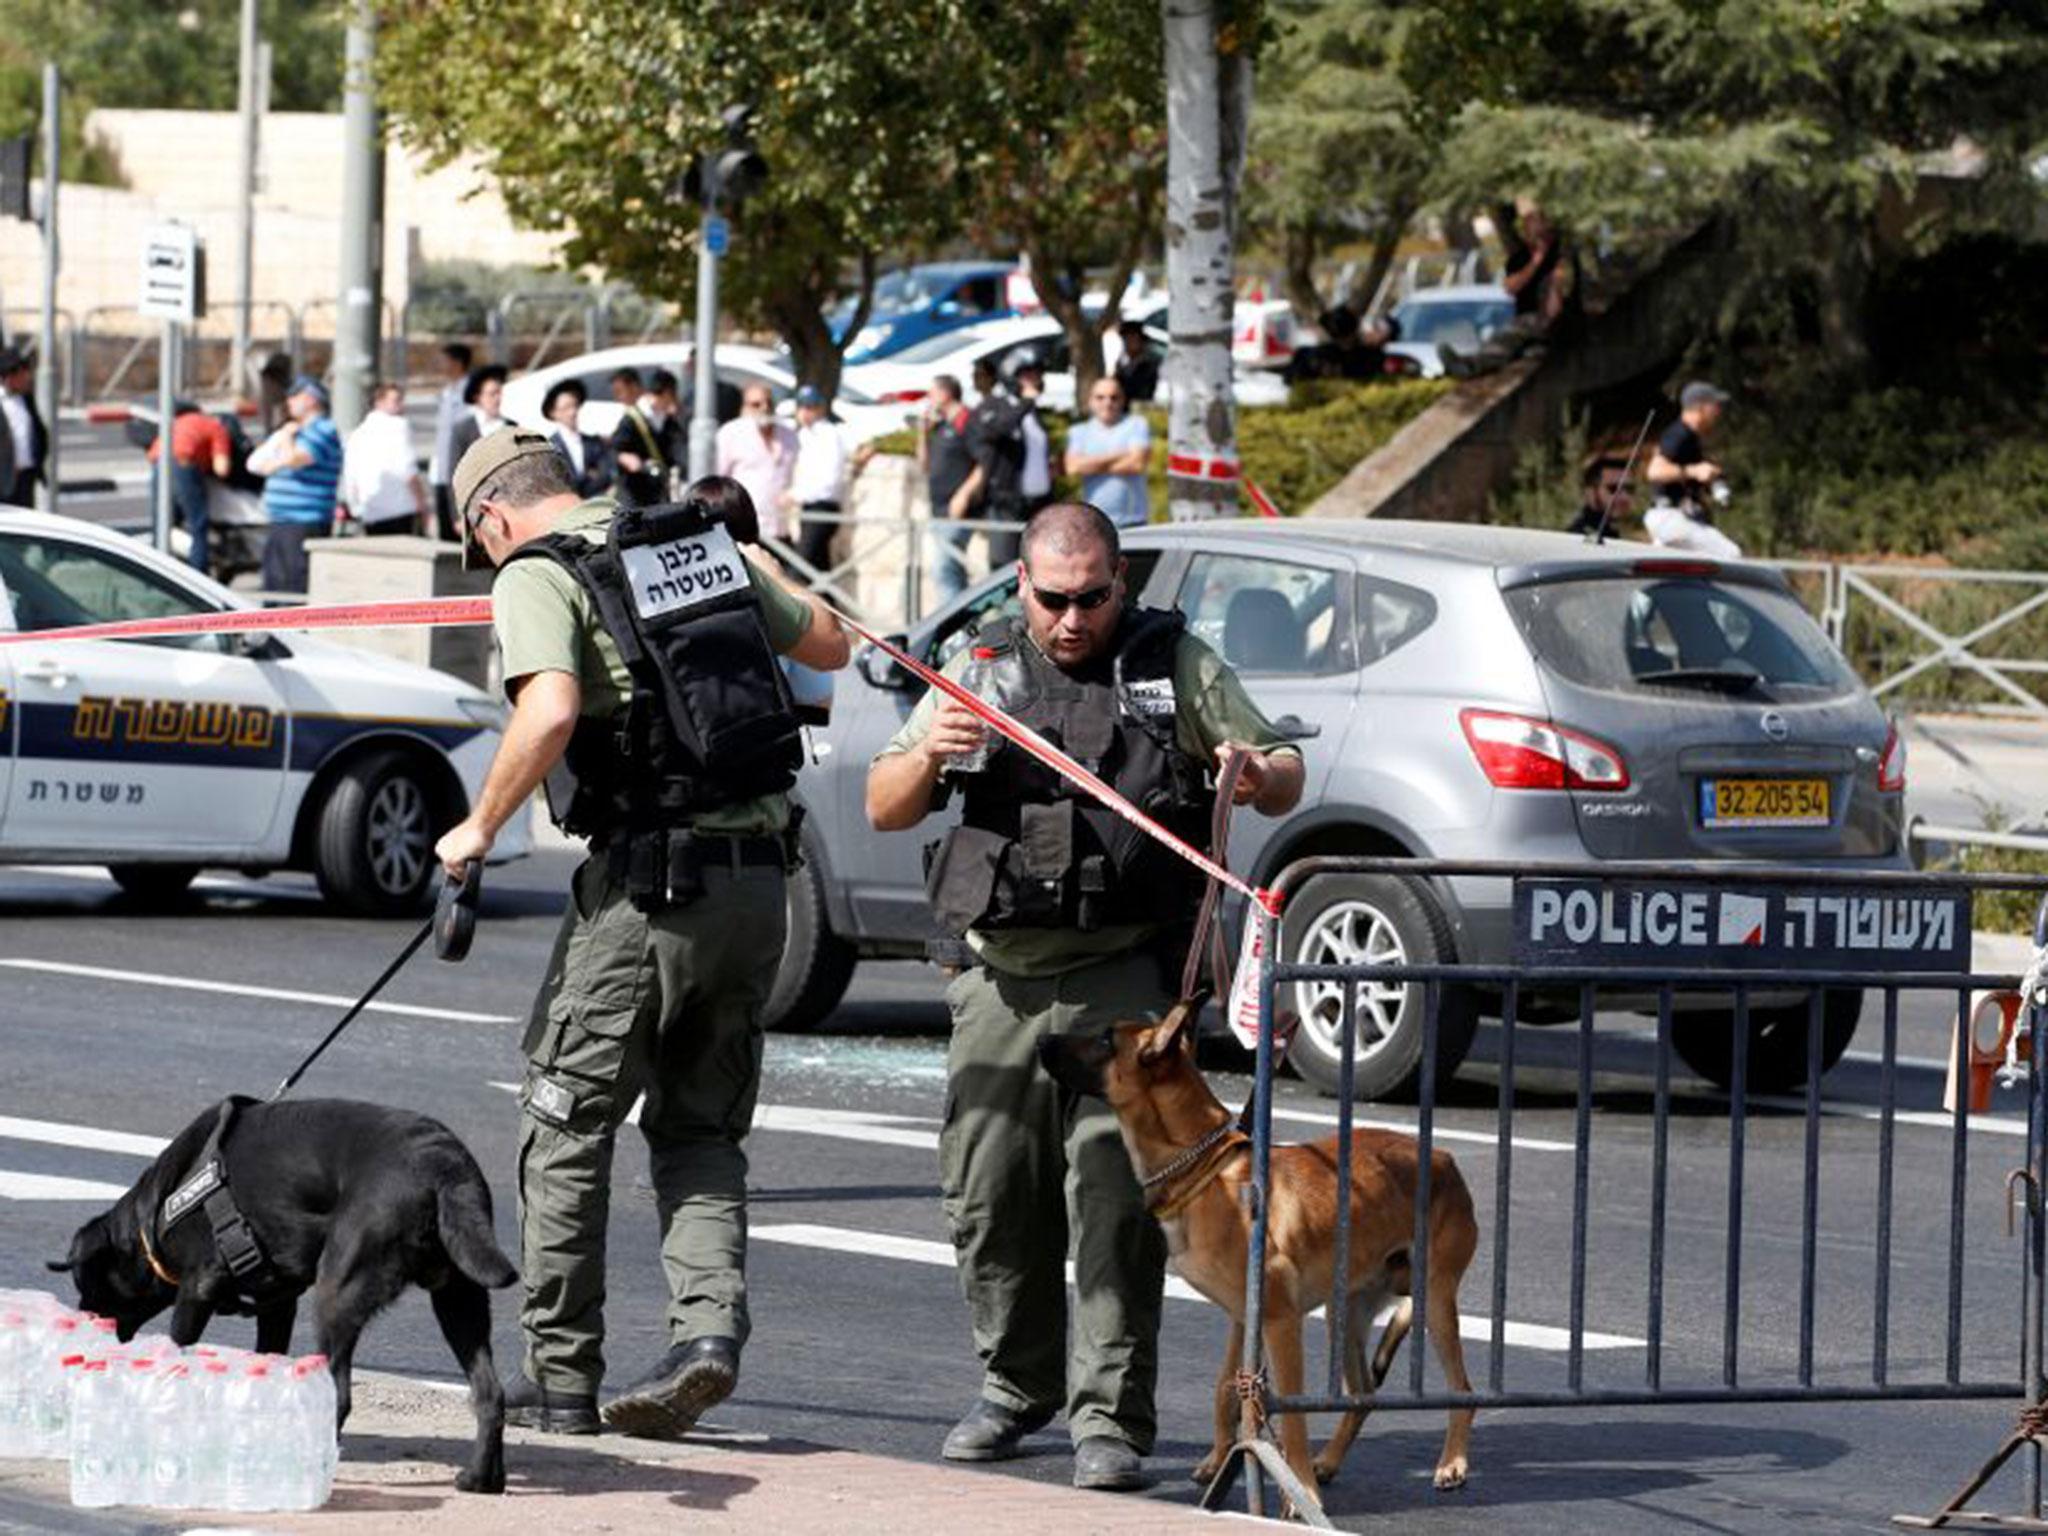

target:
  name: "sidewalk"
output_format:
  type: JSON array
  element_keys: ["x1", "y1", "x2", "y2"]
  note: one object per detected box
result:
[{"x1": 0, "y1": 1372, "x2": 1274, "y2": 1535}]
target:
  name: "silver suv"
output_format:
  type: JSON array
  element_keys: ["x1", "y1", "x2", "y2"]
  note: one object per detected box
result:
[{"x1": 773, "y1": 520, "x2": 1908, "y2": 1100}]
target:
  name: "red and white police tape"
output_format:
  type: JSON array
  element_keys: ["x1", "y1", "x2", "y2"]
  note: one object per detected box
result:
[{"x1": 0, "y1": 591, "x2": 1285, "y2": 922}]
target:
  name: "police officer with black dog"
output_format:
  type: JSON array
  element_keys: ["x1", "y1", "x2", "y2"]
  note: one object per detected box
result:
[
  {"x1": 865, "y1": 502, "x2": 1303, "y2": 1490},
  {"x1": 434, "y1": 431, "x2": 850, "y2": 1440}
]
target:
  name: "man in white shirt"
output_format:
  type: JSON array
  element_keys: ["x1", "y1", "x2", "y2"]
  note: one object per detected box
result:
[
  {"x1": 716, "y1": 383, "x2": 799, "y2": 541},
  {"x1": 342, "y1": 382, "x2": 427, "y2": 535},
  {"x1": 429, "y1": 342, "x2": 472, "y2": 540},
  {"x1": 0, "y1": 346, "x2": 45, "y2": 508},
  {"x1": 784, "y1": 385, "x2": 852, "y2": 576}
]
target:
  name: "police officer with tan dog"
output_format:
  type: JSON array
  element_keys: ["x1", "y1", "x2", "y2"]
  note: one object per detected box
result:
[
  {"x1": 434, "y1": 431, "x2": 849, "y2": 1440},
  {"x1": 866, "y1": 501, "x2": 1303, "y2": 1490}
]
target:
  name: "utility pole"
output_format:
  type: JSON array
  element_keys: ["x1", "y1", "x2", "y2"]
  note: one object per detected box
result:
[
  {"x1": 1162, "y1": 0, "x2": 1239, "y2": 521},
  {"x1": 334, "y1": 0, "x2": 383, "y2": 433},
  {"x1": 35, "y1": 63, "x2": 58, "y2": 514},
  {"x1": 230, "y1": 0, "x2": 259, "y2": 402}
]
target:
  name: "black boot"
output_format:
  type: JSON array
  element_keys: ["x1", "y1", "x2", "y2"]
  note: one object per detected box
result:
[
  {"x1": 941, "y1": 1398, "x2": 1056, "y2": 1462},
  {"x1": 502, "y1": 1371, "x2": 600, "y2": 1435},
  {"x1": 600, "y1": 1337, "x2": 739, "y2": 1440},
  {"x1": 1073, "y1": 1434, "x2": 1148, "y2": 1491}
]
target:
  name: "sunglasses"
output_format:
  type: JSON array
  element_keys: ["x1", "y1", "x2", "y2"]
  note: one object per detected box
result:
[{"x1": 1030, "y1": 581, "x2": 1116, "y2": 614}]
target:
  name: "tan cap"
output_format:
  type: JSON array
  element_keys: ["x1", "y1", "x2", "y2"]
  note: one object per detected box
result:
[{"x1": 450, "y1": 427, "x2": 561, "y2": 525}]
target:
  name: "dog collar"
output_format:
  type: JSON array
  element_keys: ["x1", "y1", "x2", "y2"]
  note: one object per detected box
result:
[
  {"x1": 1143, "y1": 1118, "x2": 1248, "y2": 1219},
  {"x1": 138, "y1": 1222, "x2": 179, "y2": 1289}
]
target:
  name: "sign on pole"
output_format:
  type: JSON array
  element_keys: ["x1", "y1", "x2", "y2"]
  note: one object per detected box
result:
[
  {"x1": 139, "y1": 222, "x2": 205, "y2": 322},
  {"x1": 703, "y1": 215, "x2": 730, "y2": 257}
]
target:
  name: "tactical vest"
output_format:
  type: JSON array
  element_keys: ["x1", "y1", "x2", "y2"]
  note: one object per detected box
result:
[
  {"x1": 925, "y1": 607, "x2": 1213, "y2": 935},
  {"x1": 499, "y1": 500, "x2": 802, "y2": 839}
]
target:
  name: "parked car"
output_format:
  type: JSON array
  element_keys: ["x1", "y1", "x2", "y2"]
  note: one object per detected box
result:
[
  {"x1": 499, "y1": 343, "x2": 906, "y2": 446},
  {"x1": 829, "y1": 261, "x2": 1020, "y2": 365},
  {"x1": 0, "y1": 512, "x2": 530, "y2": 914},
  {"x1": 842, "y1": 315, "x2": 1290, "y2": 414},
  {"x1": 773, "y1": 520, "x2": 1908, "y2": 1101},
  {"x1": 1385, "y1": 285, "x2": 1517, "y2": 378}
]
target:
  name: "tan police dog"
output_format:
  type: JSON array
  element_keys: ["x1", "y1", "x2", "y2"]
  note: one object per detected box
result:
[{"x1": 1038, "y1": 1002, "x2": 1477, "y2": 1512}]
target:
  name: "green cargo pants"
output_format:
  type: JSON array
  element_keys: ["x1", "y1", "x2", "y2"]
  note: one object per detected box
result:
[
  {"x1": 516, "y1": 852, "x2": 786, "y2": 1396},
  {"x1": 939, "y1": 949, "x2": 1171, "y2": 1452}
]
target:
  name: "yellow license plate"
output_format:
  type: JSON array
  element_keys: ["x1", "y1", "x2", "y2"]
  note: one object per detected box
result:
[{"x1": 1701, "y1": 777, "x2": 1831, "y2": 828}]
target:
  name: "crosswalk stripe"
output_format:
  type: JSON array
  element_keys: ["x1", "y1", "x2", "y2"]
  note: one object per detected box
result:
[
  {"x1": 0, "y1": 957, "x2": 514, "y2": 1025},
  {"x1": 0, "y1": 1115, "x2": 167, "y2": 1158},
  {"x1": 752, "y1": 1222, "x2": 1642, "y2": 1353},
  {"x1": 0, "y1": 1171, "x2": 129, "y2": 1203},
  {"x1": 1267, "y1": 1106, "x2": 1571, "y2": 1154}
]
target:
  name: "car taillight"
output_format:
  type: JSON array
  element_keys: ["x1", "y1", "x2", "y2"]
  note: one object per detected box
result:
[
  {"x1": 1383, "y1": 355, "x2": 1421, "y2": 377},
  {"x1": 1459, "y1": 709, "x2": 1631, "y2": 792},
  {"x1": 878, "y1": 388, "x2": 925, "y2": 405},
  {"x1": 1878, "y1": 720, "x2": 1907, "y2": 793}
]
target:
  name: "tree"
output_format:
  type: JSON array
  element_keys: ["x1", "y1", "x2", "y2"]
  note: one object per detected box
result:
[
  {"x1": 0, "y1": 0, "x2": 344, "y2": 185},
  {"x1": 1162, "y1": 0, "x2": 1249, "y2": 521},
  {"x1": 1403, "y1": 0, "x2": 2048, "y2": 368},
  {"x1": 1242, "y1": 0, "x2": 1434, "y2": 319},
  {"x1": 376, "y1": 0, "x2": 985, "y2": 397},
  {"x1": 961, "y1": 1, "x2": 1166, "y2": 398}
]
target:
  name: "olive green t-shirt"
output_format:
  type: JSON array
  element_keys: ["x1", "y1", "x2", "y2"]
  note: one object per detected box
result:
[
  {"x1": 494, "y1": 497, "x2": 814, "y2": 835},
  {"x1": 876, "y1": 622, "x2": 1302, "y2": 977}
]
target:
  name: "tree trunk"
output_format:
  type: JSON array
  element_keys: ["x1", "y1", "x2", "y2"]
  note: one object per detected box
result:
[
  {"x1": 1163, "y1": 0, "x2": 1237, "y2": 521},
  {"x1": 771, "y1": 250, "x2": 875, "y2": 403},
  {"x1": 1355, "y1": 194, "x2": 1418, "y2": 318},
  {"x1": 1282, "y1": 222, "x2": 1323, "y2": 319}
]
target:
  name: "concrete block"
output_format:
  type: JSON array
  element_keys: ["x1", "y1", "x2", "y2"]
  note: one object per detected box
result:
[{"x1": 305, "y1": 535, "x2": 494, "y2": 690}]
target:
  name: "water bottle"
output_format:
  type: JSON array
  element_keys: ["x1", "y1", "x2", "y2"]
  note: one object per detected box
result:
[
  {"x1": 31, "y1": 1316, "x2": 85, "y2": 1459},
  {"x1": 945, "y1": 653, "x2": 996, "y2": 776},
  {"x1": 67, "y1": 1359, "x2": 118, "y2": 1508},
  {"x1": 288, "y1": 1355, "x2": 338, "y2": 1509},
  {"x1": 114, "y1": 1359, "x2": 160, "y2": 1505},
  {"x1": 0, "y1": 1312, "x2": 31, "y2": 1457},
  {"x1": 142, "y1": 1362, "x2": 192, "y2": 1510},
  {"x1": 223, "y1": 1360, "x2": 282, "y2": 1511},
  {"x1": 187, "y1": 1359, "x2": 233, "y2": 1510}
]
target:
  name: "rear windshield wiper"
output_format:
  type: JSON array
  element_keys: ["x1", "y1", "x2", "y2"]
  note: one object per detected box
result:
[{"x1": 1635, "y1": 666, "x2": 1764, "y2": 694}]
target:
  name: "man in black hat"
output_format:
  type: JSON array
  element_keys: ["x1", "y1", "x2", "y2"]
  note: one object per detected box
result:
[
  {"x1": 0, "y1": 347, "x2": 46, "y2": 508},
  {"x1": 1645, "y1": 381, "x2": 1739, "y2": 556}
]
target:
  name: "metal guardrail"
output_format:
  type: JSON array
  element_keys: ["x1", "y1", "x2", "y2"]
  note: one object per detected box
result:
[{"x1": 1207, "y1": 856, "x2": 2048, "y2": 1527}]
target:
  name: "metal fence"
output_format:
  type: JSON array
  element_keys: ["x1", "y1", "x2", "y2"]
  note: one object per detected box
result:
[{"x1": 1206, "y1": 856, "x2": 2048, "y2": 1527}]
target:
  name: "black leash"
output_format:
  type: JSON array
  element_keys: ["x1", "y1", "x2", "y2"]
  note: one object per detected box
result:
[{"x1": 269, "y1": 860, "x2": 482, "y2": 1102}]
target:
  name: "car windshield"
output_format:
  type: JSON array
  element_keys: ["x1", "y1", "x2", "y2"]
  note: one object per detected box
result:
[
  {"x1": 1505, "y1": 575, "x2": 1859, "y2": 701},
  {"x1": 886, "y1": 328, "x2": 1009, "y2": 366},
  {"x1": 831, "y1": 270, "x2": 940, "y2": 327},
  {"x1": 1392, "y1": 297, "x2": 1514, "y2": 348}
]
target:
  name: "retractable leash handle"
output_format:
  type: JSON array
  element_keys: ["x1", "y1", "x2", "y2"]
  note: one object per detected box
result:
[{"x1": 270, "y1": 863, "x2": 480, "y2": 1102}]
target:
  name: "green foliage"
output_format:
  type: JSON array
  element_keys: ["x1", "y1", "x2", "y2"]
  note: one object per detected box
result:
[
  {"x1": 376, "y1": 0, "x2": 991, "y2": 396},
  {"x1": 0, "y1": 0, "x2": 342, "y2": 185}
]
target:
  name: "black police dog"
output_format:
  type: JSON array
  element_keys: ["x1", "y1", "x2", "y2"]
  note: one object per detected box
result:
[{"x1": 51, "y1": 1097, "x2": 516, "y2": 1494}]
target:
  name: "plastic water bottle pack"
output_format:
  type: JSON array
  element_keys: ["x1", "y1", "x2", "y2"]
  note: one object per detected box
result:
[{"x1": 0, "y1": 1290, "x2": 336, "y2": 1512}]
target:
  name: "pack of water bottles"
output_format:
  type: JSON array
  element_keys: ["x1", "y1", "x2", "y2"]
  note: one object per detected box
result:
[{"x1": 0, "y1": 1289, "x2": 338, "y2": 1512}]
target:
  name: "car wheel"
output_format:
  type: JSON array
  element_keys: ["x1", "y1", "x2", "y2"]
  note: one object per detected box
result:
[
  {"x1": 313, "y1": 750, "x2": 440, "y2": 916},
  {"x1": 1281, "y1": 873, "x2": 1479, "y2": 1102},
  {"x1": 1670, "y1": 989, "x2": 1863, "y2": 1095},
  {"x1": 107, "y1": 864, "x2": 200, "y2": 905},
  {"x1": 764, "y1": 843, "x2": 858, "y2": 1032}
]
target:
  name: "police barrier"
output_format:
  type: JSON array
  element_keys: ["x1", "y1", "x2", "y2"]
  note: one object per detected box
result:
[{"x1": 1210, "y1": 856, "x2": 2048, "y2": 1529}]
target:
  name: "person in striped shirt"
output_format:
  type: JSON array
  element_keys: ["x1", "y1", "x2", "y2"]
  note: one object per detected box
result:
[{"x1": 252, "y1": 375, "x2": 343, "y2": 593}]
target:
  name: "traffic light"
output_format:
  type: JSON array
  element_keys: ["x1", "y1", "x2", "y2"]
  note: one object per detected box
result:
[
  {"x1": 0, "y1": 135, "x2": 31, "y2": 223},
  {"x1": 681, "y1": 103, "x2": 767, "y2": 210}
]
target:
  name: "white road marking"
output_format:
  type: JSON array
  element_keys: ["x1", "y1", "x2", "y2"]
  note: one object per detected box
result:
[
  {"x1": 0, "y1": 958, "x2": 515, "y2": 1025},
  {"x1": 0, "y1": 1171, "x2": 129, "y2": 1202},
  {"x1": 0, "y1": 1115, "x2": 167, "y2": 1158},
  {"x1": 1748, "y1": 1094, "x2": 2028, "y2": 1137},
  {"x1": 752, "y1": 1222, "x2": 1642, "y2": 1353},
  {"x1": 1267, "y1": 1105, "x2": 1573, "y2": 1154},
  {"x1": 10, "y1": 864, "x2": 324, "y2": 903},
  {"x1": 488, "y1": 1083, "x2": 943, "y2": 1150}
]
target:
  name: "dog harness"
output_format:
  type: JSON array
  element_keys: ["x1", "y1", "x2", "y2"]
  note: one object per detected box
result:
[{"x1": 153, "y1": 1097, "x2": 293, "y2": 1306}]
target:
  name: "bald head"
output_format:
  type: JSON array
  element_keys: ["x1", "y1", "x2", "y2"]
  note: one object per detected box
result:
[{"x1": 1020, "y1": 502, "x2": 1120, "y2": 569}]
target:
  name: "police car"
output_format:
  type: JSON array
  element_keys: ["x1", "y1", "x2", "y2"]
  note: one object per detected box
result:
[{"x1": 0, "y1": 513, "x2": 529, "y2": 914}]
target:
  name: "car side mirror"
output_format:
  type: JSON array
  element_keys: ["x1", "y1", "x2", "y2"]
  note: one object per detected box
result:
[
  {"x1": 858, "y1": 638, "x2": 915, "y2": 691},
  {"x1": 1271, "y1": 713, "x2": 1322, "y2": 740},
  {"x1": 936, "y1": 300, "x2": 963, "y2": 318},
  {"x1": 229, "y1": 631, "x2": 289, "y2": 662}
]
